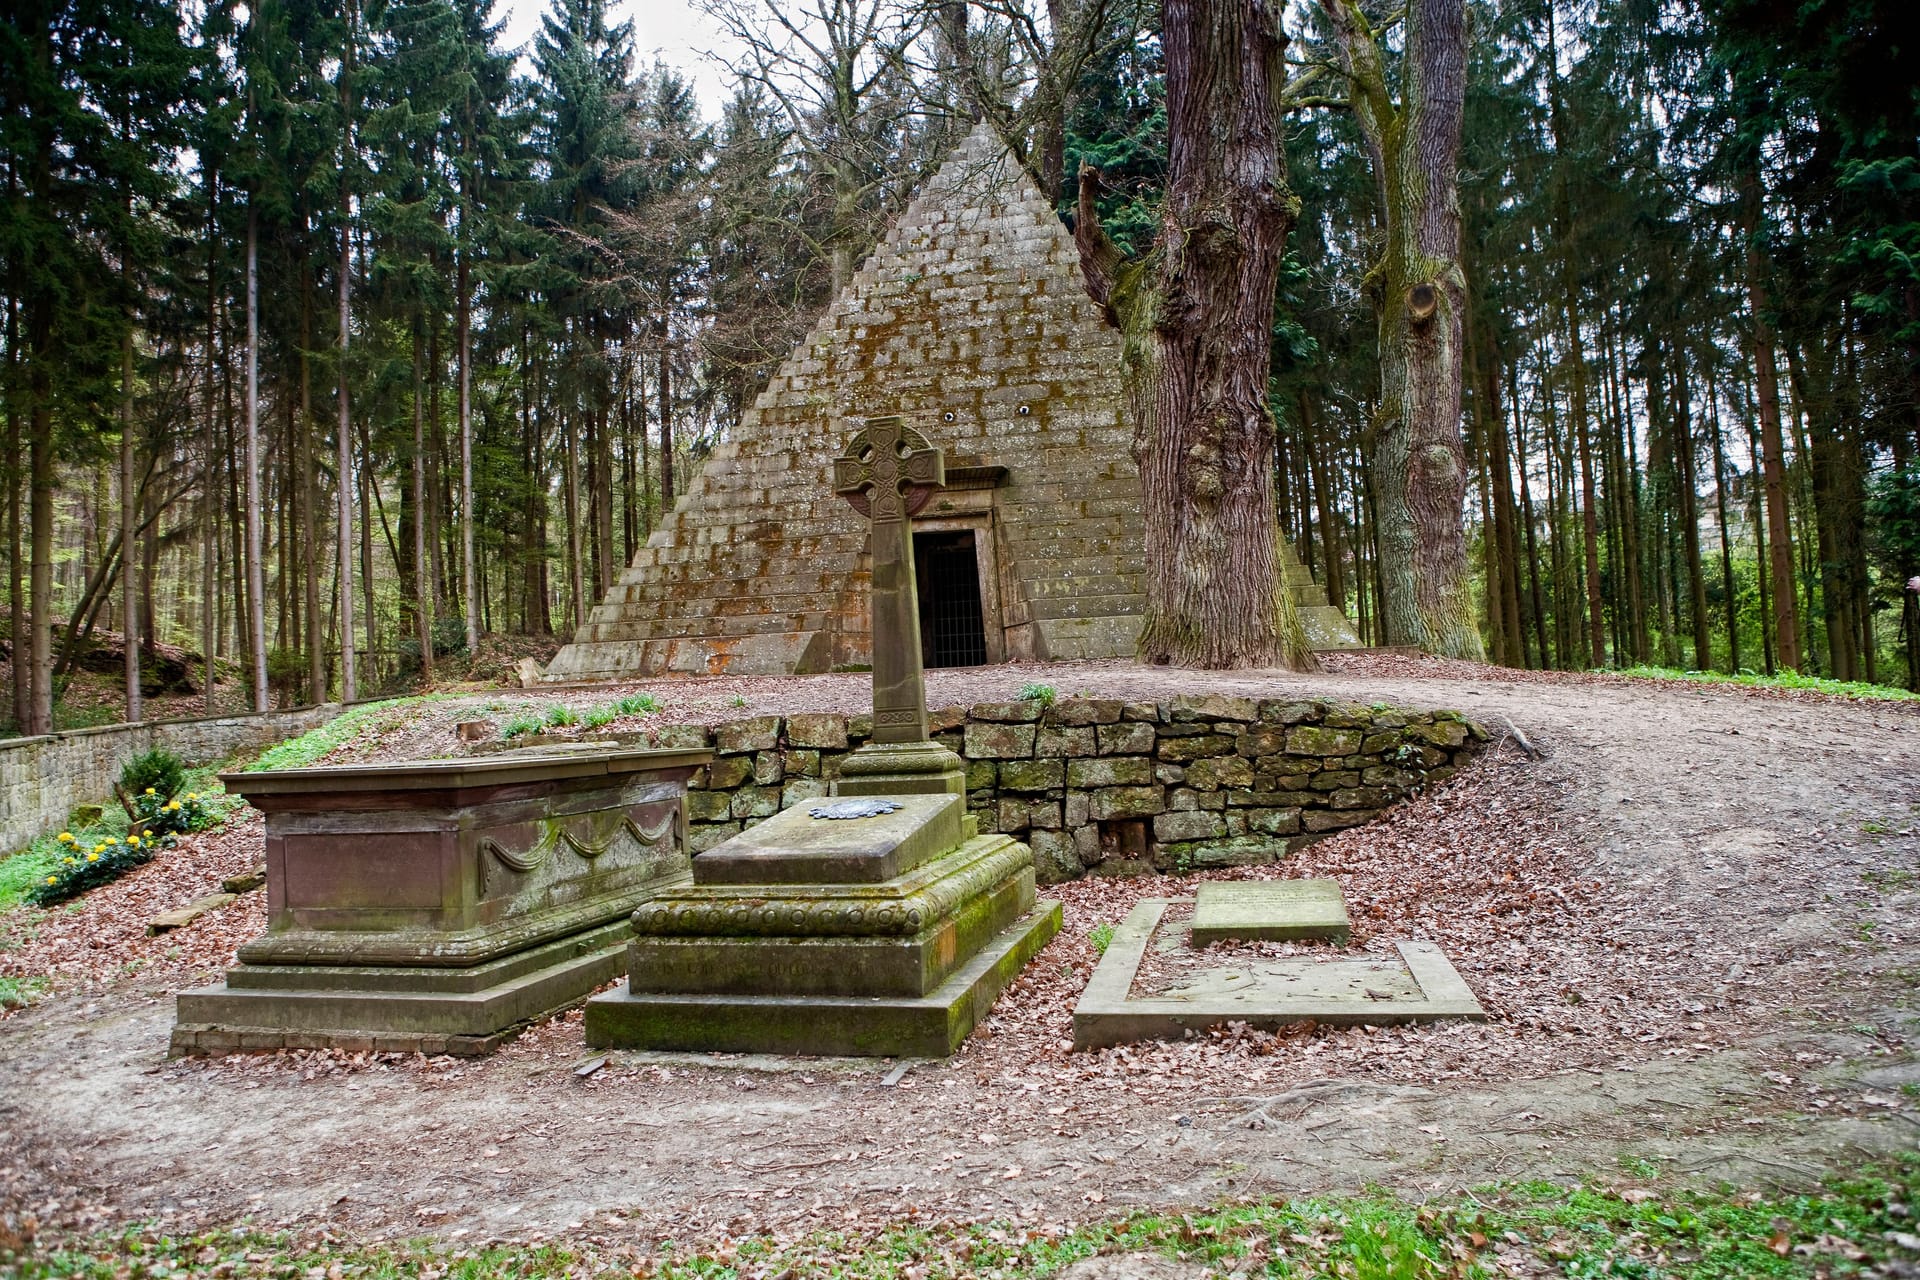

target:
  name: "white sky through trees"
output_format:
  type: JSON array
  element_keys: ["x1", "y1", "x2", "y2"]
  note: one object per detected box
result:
[{"x1": 497, "y1": 1, "x2": 740, "y2": 118}]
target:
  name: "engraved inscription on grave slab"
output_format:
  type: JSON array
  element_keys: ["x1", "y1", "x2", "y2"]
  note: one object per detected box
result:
[{"x1": 1190, "y1": 879, "x2": 1351, "y2": 946}]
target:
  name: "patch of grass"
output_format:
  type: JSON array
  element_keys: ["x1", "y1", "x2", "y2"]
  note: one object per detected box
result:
[
  {"x1": 0, "y1": 974, "x2": 49, "y2": 1010},
  {"x1": 613, "y1": 693, "x2": 662, "y2": 716},
  {"x1": 11, "y1": 1158, "x2": 1919, "y2": 1278},
  {"x1": 500, "y1": 713, "x2": 542, "y2": 739},
  {"x1": 0, "y1": 759, "x2": 234, "y2": 909},
  {"x1": 1613, "y1": 664, "x2": 1920, "y2": 702},
  {"x1": 0, "y1": 840, "x2": 63, "y2": 911},
  {"x1": 729, "y1": 694, "x2": 748, "y2": 709},
  {"x1": 1089, "y1": 922, "x2": 1115, "y2": 954},
  {"x1": 1019, "y1": 682, "x2": 1057, "y2": 705},
  {"x1": 245, "y1": 696, "x2": 456, "y2": 773},
  {"x1": 582, "y1": 706, "x2": 617, "y2": 730},
  {"x1": 543, "y1": 703, "x2": 580, "y2": 729}
]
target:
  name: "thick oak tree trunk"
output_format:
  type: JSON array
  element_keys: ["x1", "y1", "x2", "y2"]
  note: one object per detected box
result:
[
  {"x1": 1326, "y1": 0, "x2": 1482, "y2": 659},
  {"x1": 1072, "y1": 0, "x2": 1310, "y2": 670}
]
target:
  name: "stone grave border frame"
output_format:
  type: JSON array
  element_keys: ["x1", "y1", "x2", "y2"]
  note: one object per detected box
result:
[{"x1": 1071, "y1": 897, "x2": 1485, "y2": 1050}]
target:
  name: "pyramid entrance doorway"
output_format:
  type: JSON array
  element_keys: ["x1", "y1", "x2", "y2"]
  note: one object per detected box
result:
[{"x1": 916, "y1": 530, "x2": 989, "y2": 668}]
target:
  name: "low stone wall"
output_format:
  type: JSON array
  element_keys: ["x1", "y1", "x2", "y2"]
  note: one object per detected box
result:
[
  {"x1": 654, "y1": 695, "x2": 1485, "y2": 883},
  {"x1": 0, "y1": 705, "x2": 339, "y2": 853}
]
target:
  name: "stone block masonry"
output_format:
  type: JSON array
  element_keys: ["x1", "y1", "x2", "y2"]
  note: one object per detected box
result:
[
  {"x1": 660, "y1": 697, "x2": 1484, "y2": 883},
  {"x1": 0, "y1": 705, "x2": 339, "y2": 855}
]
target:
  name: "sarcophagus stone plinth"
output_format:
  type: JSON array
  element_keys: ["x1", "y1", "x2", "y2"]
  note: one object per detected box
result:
[{"x1": 172, "y1": 744, "x2": 710, "y2": 1057}]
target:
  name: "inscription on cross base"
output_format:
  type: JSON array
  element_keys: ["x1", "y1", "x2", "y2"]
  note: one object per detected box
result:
[{"x1": 832, "y1": 416, "x2": 946, "y2": 745}]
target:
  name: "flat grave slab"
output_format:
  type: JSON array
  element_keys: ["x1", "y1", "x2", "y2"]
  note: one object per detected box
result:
[
  {"x1": 1190, "y1": 879, "x2": 1350, "y2": 945},
  {"x1": 1073, "y1": 898, "x2": 1483, "y2": 1050},
  {"x1": 691, "y1": 793, "x2": 965, "y2": 885}
]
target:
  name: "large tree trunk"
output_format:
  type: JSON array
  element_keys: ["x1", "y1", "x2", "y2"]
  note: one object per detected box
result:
[
  {"x1": 1070, "y1": 0, "x2": 1309, "y2": 669},
  {"x1": 1325, "y1": 0, "x2": 1481, "y2": 659}
]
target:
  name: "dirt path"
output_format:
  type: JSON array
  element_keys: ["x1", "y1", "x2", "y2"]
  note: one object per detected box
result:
[{"x1": 2, "y1": 662, "x2": 1917, "y2": 1248}]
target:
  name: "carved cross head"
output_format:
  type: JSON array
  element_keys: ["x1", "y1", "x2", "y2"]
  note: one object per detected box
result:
[{"x1": 832, "y1": 415, "x2": 945, "y2": 524}]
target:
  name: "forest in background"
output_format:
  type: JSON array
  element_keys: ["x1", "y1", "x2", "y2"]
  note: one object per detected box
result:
[{"x1": 2, "y1": 0, "x2": 1917, "y2": 736}]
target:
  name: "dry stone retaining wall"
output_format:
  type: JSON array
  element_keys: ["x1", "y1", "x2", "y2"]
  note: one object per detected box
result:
[
  {"x1": 661, "y1": 696, "x2": 1485, "y2": 883},
  {"x1": 0, "y1": 705, "x2": 338, "y2": 853}
]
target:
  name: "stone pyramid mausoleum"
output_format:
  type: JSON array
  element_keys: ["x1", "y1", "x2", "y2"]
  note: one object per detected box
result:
[{"x1": 545, "y1": 125, "x2": 1359, "y2": 681}]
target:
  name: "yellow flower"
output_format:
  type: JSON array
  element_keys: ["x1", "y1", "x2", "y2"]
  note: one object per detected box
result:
[
  {"x1": 126, "y1": 835, "x2": 141, "y2": 848},
  {"x1": 86, "y1": 852, "x2": 100, "y2": 863},
  {"x1": 166, "y1": 801, "x2": 180, "y2": 812},
  {"x1": 63, "y1": 857, "x2": 74, "y2": 865},
  {"x1": 144, "y1": 787, "x2": 156, "y2": 795},
  {"x1": 45, "y1": 875, "x2": 56, "y2": 885},
  {"x1": 186, "y1": 793, "x2": 198, "y2": 801},
  {"x1": 58, "y1": 832, "x2": 73, "y2": 843},
  {"x1": 92, "y1": 844, "x2": 105, "y2": 854}
]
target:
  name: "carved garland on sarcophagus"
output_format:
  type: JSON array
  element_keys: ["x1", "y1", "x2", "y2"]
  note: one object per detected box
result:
[{"x1": 480, "y1": 803, "x2": 680, "y2": 875}]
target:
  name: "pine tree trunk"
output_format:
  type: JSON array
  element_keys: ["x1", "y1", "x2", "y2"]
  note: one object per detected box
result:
[
  {"x1": 1301, "y1": 394, "x2": 1346, "y2": 612},
  {"x1": 458, "y1": 254, "x2": 478, "y2": 655},
  {"x1": 1706, "y1": 369, "x2": 1740, "y2": 673},
  {"x1": 244, "y1": 205, "x2": 269, "y2": 712},
  {"x1": 1071, "y1": 0, "x2": 1308, "y2": 669},
  {"x1": 1543, "y1": 1, "x2": 1603, "y2": 668},
  {"x1": 300, "y1": 267, "x2": 323, "y2": 702},
  {"x1": 1511, "y1": 378, "x2": 1549, "y2": 669},
  {"x1": 202, "y1": 196, "x2": 218, "y2": 712},
  {"x1": 1673, "y1": 368, "x2": 1710, "y2": 670},
  {"x1": 332, "y1": 188, "x2": 355, "y2": 702},
  {"x1": 121, "y1": 308, "x2": 142, "y2": 721},
  {"x1": 1742, "y1": 180, "x2": 1800, "y2": 671},
  {"x1": 6, "y1": 296, "x2": 27, "y2": 730},
  {"x1": 1484, "y1": 358, "x2": 1524, "y2": 667},
  {"x1": 658, "y1": 344, "x2": 675, "y2": 510},
  {"x1": 413, "y1": 327, "x2": 434, "y2": 683},
  {"x1": 564, "y1": 410, "x2": 584, "y2": 632}
]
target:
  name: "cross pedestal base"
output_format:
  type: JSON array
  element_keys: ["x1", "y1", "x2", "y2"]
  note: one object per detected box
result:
[
  {"x1": 834, "y1": 740, "x2": 966, "y2": 797},
  {"x1": 583, "y1": 792, "x2": 1060, "y2": 1057}
]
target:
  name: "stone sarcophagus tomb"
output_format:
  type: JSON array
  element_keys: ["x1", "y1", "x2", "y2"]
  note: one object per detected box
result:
[
  {"x1": 583, "y1": 418, "x2": 1061, "y2": 1057},
  {"x1": 172, "y1": 744, "x2": 710, "y2": 1056}
]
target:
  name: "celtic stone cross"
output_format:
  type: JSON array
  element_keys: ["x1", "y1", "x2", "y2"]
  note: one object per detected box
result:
[{"x1": 833, "y1": 416, "x2": 945, "y2": 745}]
